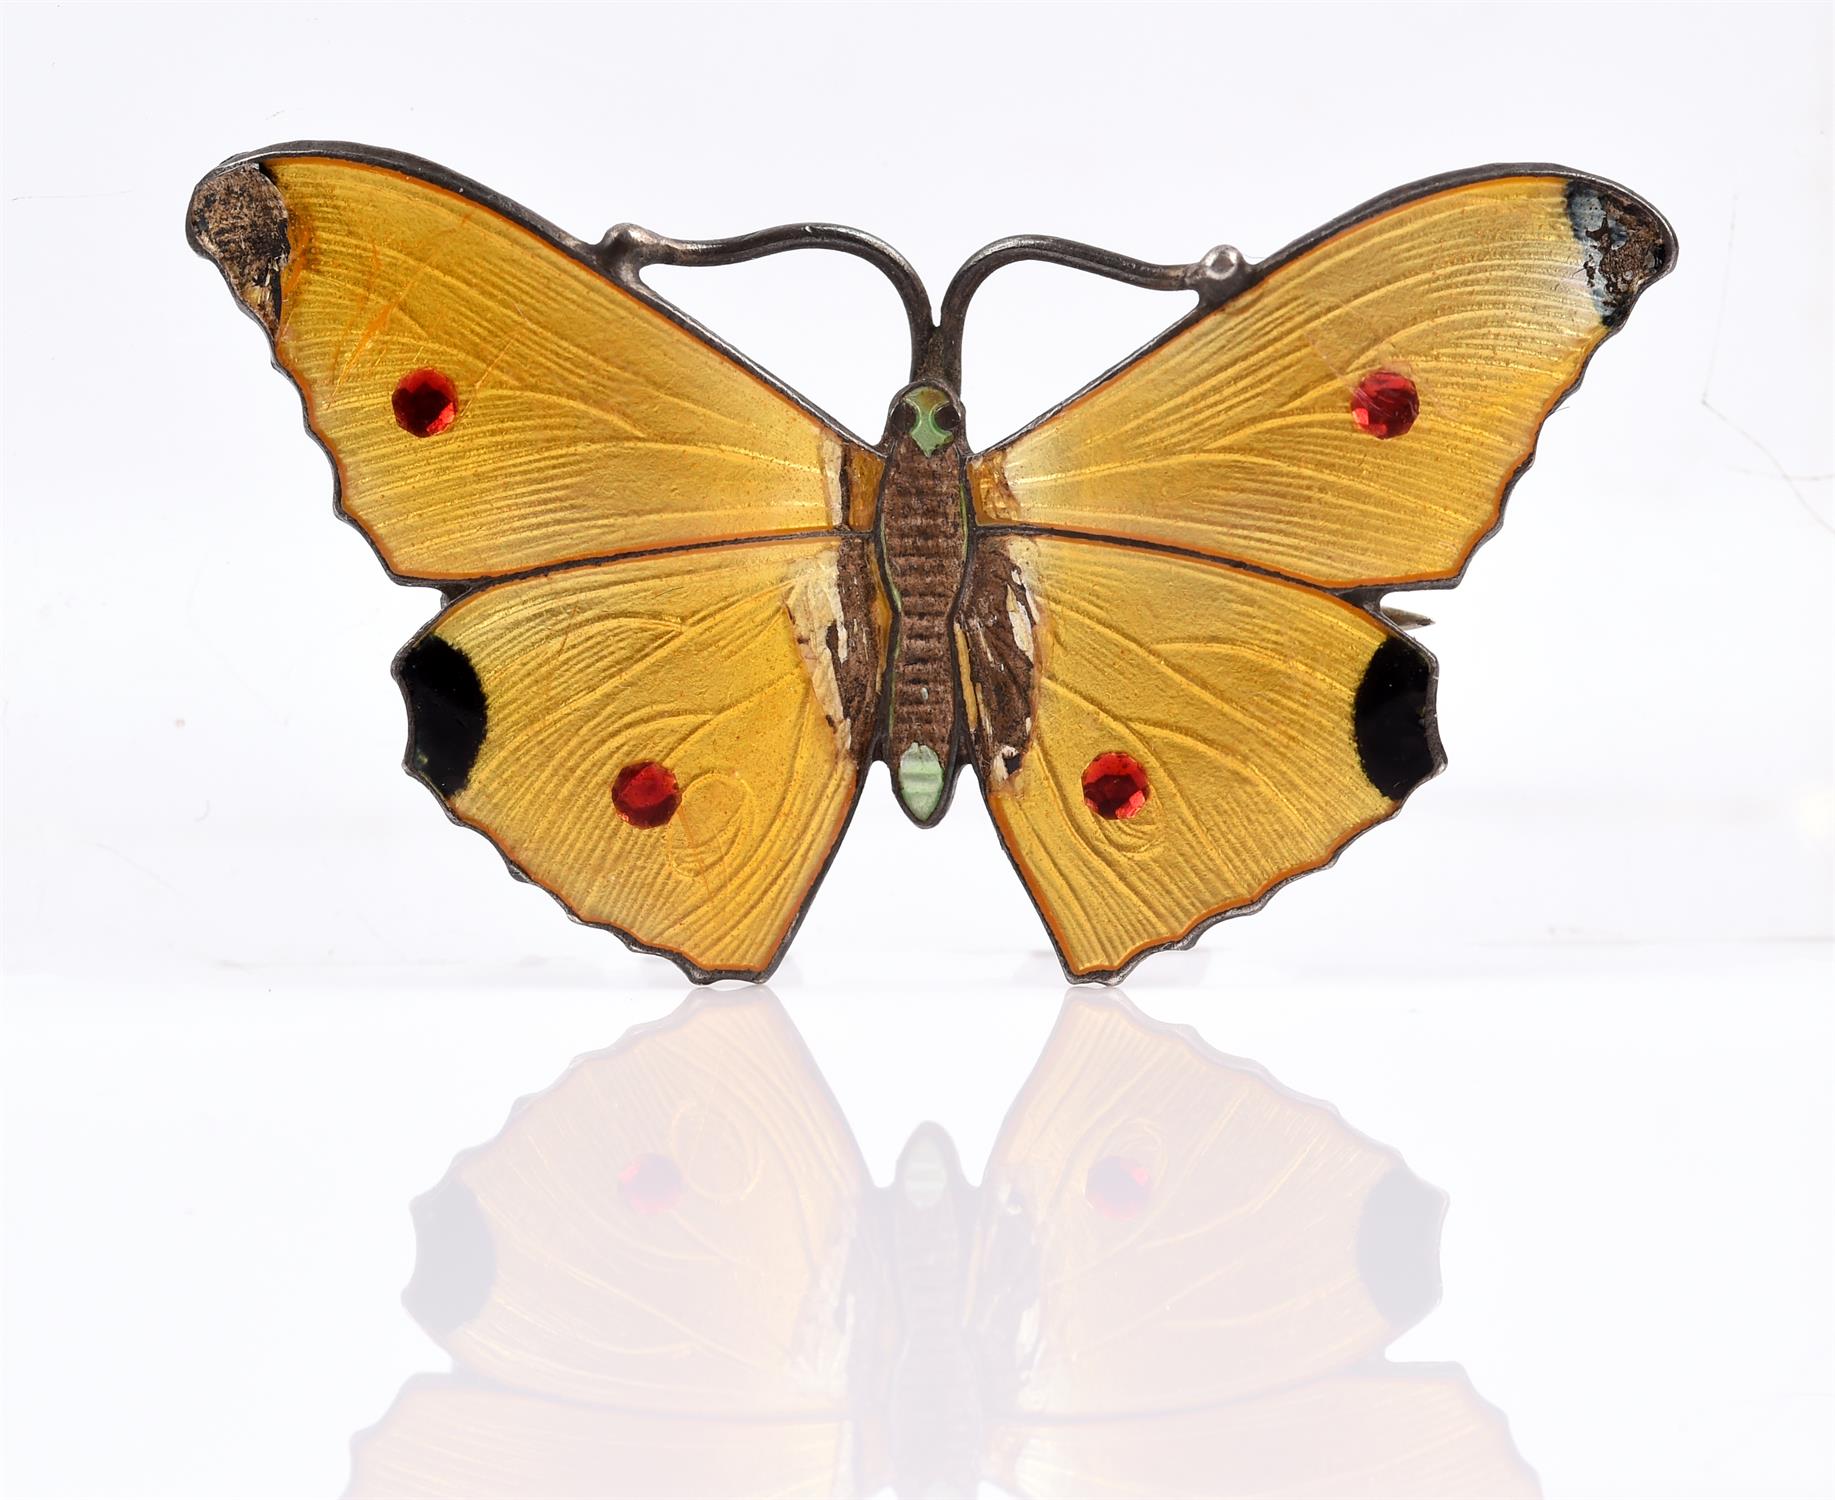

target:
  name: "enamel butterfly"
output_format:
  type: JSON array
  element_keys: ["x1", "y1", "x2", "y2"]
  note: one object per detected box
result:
[{"x1": 189, "y1": 146, "x2": 1674, "y2": 982}]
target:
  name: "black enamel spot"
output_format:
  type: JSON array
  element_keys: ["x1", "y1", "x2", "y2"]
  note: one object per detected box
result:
[
  {"x1": 398, "y1": 634, "x2": 487, "y2": 798},
  {"x1": 403, "y1": 1177, "x2": 495, "y2": 1338},
  {"x1": 1356, "y1": 1166, "x2": 1444, "y2": 1330},
  {"x1": 1353, "y1": 636, "x2": 1437, "y2": 799}
]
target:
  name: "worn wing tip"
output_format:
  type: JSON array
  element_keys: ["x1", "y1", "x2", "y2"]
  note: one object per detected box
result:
[
  {"x1": 187, "y1": 158, "x2": 289, "y2": 334},
  {"x1": 1564, "y1": 178, "x2": 1677, "y2": 327}
]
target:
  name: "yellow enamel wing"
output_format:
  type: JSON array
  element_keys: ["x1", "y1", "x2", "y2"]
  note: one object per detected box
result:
[{"x1": 188, "y1": 145, "x2": 1675, "y2": 982}]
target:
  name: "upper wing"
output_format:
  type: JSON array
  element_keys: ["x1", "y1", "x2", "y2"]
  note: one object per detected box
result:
[
  {"x1": 398, "y1": 534, "x2": 884, "y2": 981},
  {"x1": 188, "y1": 145, "x2": 879, "y2": 583},
  {"x1": 959, "y1": 533, "x2": 1436, "y2": 981},
  {"x1": 969, "y1": 170, "x2": 1674, "y2": 590}
]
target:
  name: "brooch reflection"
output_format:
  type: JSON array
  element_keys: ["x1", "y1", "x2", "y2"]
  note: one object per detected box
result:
[
  {"x1": 347, "y1": 993, "x2": 1537, "y2": 1497},
  {"x1": 190, "y1": 146, "x2": 1674, "y2": 983}
]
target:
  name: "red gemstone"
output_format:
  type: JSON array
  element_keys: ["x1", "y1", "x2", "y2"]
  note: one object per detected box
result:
[
  {"x1": 1086, "y1": 1156, "x2": 1152, "y2": 1220},
  {"x1": 1349, "y1": 369, "x2": 1419, "y2": 439},
  {"x1": 1082, "y1": 751, "x2": 1150, "y2": 820},
  {"x1": 618, "y1": 1153, "x2": 683, "y2": 1214},
  {"x1": 612, "y1": 761, "x2": 681, "y2": 827},
  {"x1": 392, "y1": 368, "x2": 458, "y2": 437}
]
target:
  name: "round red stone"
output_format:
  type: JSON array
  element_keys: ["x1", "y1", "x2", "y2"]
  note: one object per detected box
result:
[
  {"x1": 391, "y1": 368, "x2": 458, "y2": 437},
  {"x1": 1082, "y1": 751, "x2": 1150, "y2": 820},
  {"x1": 618, "y1": 1153, "x2": 683, "y2": 1214},
  {"x1": 612, "y1": 761, "x2": 681, "y2": 828},
  {"x1": 1086, "y1": 1156, "x2": 1152, "y2": 1220},
  {"x1": 1349, "y1": 369, "x2": 1419, "y2": 439}
]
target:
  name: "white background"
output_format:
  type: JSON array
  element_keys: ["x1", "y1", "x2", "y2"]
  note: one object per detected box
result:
[{"x1": 3, "y1": 3, "x2": 1830, "y2": 1497}]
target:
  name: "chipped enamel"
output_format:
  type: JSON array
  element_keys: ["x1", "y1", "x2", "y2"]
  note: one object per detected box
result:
[{"x1": 786, "y1": 554, "x2": 856, "y2": 755}]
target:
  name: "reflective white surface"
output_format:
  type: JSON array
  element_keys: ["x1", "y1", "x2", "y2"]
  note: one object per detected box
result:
[
  {"x1": 6, "y1": 949, "x2": 1829, "y2": 1497},
  {"x1": 346, "y1": 991, "x2": 1531, "y2": 1497},
  {"x1": 3, "y1": 2, "x2": 1830, "y2": 1496}
]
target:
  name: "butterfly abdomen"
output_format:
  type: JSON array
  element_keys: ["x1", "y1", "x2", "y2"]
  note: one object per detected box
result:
[{"x1": 875, "y1": 386, "x2": 970, "y2": 825}]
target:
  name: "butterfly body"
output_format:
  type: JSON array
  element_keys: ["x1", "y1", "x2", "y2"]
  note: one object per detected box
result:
[
  {"x1": 872, "y1": 386, "x2": 974, "y2": 824},
  {"x1": 189, "y1": 146, "x2": 1674, "y2": 983}
]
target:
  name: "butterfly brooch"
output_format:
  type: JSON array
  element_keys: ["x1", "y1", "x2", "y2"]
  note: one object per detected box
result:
[
  {"x1": 187, "y1": 145, "x2": 1675, "y2": 984},
  {"x1": 349, "y1": 992, "x2": 1537, "y2": 1497}
]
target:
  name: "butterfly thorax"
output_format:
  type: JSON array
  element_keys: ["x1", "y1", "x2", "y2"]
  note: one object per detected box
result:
[{"x1": 874, "y1": 385, "x2": 969, "y2": 825}]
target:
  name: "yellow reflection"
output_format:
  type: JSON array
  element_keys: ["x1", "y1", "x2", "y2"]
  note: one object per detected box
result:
[{"x1": 347, "y1": 992, "x2": 1537, "y2": 1498}]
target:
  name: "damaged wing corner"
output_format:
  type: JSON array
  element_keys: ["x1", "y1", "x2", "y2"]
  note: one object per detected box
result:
[
  {"x1": 187, "y1": 159, "x2": 290, "y2": 336},
  {"x1": 1564, "y1": 178, "x2": 1677, "y2": 328}
]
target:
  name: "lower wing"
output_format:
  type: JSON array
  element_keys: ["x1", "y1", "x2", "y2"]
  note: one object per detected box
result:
[
  {"x1": 347, "y1": 1376, "x2": 855, "y2": 1499},
  {"x1": 962, "y1": 534, "x2": 1438, "y2": 980},
  {"x1": 987, "y1": 1366, "x2": 1539, "y2": 1498},
  {"x1": 966, "y1": 995, "x2": 1448, "y2": 1415},
  {"x1": 396, "y1": 996, "x2": 873, "y2": 1412},
  {"x1": 397, "y1": 535, "x2": 885, "y2": 980}
]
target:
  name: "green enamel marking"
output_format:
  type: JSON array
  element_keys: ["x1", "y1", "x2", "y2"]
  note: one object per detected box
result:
[
  {"x1": 902, "y1": 387, "x2": 956, "y2": 456},
  {"x1": 898, "y1": 743, "x2": 945, "y2": 820}
]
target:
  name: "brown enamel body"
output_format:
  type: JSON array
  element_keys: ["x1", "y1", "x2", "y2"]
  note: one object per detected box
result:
[{"x1": 872, "y1": 398, "x2": 971, "y2": 819}]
